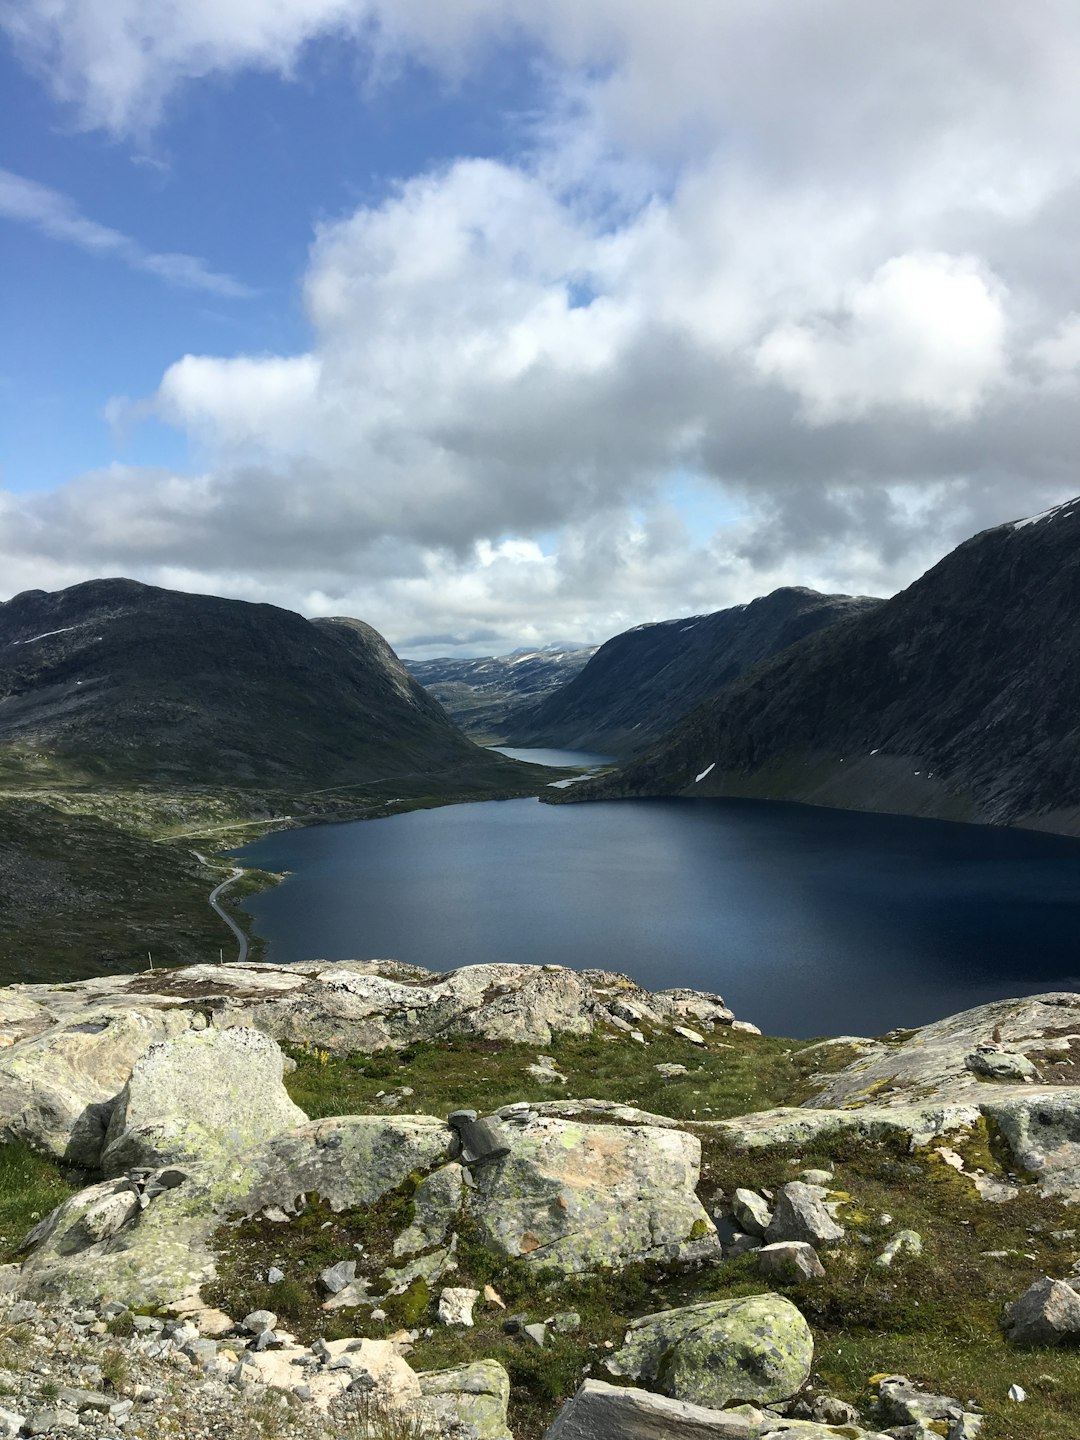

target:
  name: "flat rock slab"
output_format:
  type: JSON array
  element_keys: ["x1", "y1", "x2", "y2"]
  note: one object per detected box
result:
[
  {"x1": 607, "y1": 1295, "x2": 813, "y2": 1410},
  {"x1": 467, "y1": 1113, "x2": 719, "y2": 1273},
  {"x1": 235, "y1": 1114, "x2": 451, "y2": 1215},
  {"x1": 808, "y1": 992, "x2": 1080, "y2": 1109},
  {"x1": 543, "y1": 1379, "x2": 758, "y2": 1439}
]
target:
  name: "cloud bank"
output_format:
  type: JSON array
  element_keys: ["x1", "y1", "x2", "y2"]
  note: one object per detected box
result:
[{"x1": 4, "y1": 3, "x2": 1080, "y2": 653}]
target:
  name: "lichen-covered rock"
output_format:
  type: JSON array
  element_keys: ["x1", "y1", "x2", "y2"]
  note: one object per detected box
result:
[
  {"x1": 17, "y1": 1162, "x2": 230, "y2": 1309},
  {"x1": 607, "y1": 1295, "x2": 813, "y2": 1409},
  {"x1": 765, "y1": 1183, "x2": 844, "y2": 1248},
  {"x1": 394, "y1": 1163, "x2": 465, "y2": 1257},
  {"x1": 1003, "y1": 1275, "x2": 1080, "y2": 1345},
  {"x1": 543, "y1": 1378, "x2": 758, "y2": 1438},
  {"x1": 874, "y1": 1230, "x2": 922, "y2": 1268},
  {"x1": 983, "y1": 1094, "x2": 1080, "y2": 1198},
  {"x1": 466, "y1": 1113, "x2": 719, "y2": 1273},
  {"x1": 418, "y1": 1360, "x2": 512, "y2": 1440},
  {"x1": 873, "y1": 1374, "x2": 975, "y2": 1432},
  {"x1": 234, "y1": 1114, "x2": 451, "y2": 1215},
  {"x1": 965, "y1": 1047, "x2": 1037, "y2": 1082},
  {"x1": 100, "y1": 1027, "x2": 306, "y2": 1175},
  {"x1": 0, "y1": 1008, "x2": 203, "y2": 1168}
]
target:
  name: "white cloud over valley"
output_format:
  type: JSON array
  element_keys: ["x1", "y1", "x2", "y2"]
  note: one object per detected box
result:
[{"x1": 5, "y1": 3, "x2": 1080, "y2": 654}]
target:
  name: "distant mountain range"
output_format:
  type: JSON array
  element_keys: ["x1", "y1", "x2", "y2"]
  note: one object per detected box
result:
[
  {"x1": 0, "y1": 579, "x2": 520, "y2": 789},
  {"x1": 562, "y1": 499, "x2": 1080, "y2": 835},
  {"x1": 500, "y1": 588, "x2": 881, "y2": 755},
  {"x1": 403, "y1": 644, "x2": 596, "y2": 739}
]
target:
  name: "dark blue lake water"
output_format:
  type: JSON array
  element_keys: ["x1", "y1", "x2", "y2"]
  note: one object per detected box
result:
[{"x1": 233, "y1": 791, "x2": 1080, "y2": 1039}]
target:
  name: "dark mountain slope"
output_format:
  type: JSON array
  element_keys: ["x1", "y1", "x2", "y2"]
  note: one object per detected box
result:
[
  {"x1": 403, "y1": 645, "x2": 596, "y2": 739},
  {"x1": 563, "y1": 499, "x2": 1080, "y2": 833},
  {"x1": 502, "y1": 587, "x2": 882, "y2": 756},
  {"x1": 0, "y1": 579, "x2": 515, "y2": 787}
]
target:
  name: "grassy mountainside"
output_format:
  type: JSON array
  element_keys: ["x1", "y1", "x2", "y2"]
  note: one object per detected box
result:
[
  {"x1": 564, "y1": 499, "x2": 1080, "y2": 833},
  {"x1": 0, "y1": 580, "x2": 552, "y2": 979},
  {"x1": 0, "y1": 579, "x2": 526, "y2": 787},
  {"x1": 503, "y1": 587, "x2": 881, "y2": 757}
]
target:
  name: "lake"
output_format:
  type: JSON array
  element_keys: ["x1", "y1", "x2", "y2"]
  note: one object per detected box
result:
[{"x1": 232, "y1": 785, "x2": 1080, "y2": 1039}]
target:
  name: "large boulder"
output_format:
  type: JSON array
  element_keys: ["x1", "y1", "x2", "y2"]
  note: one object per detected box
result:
[
  {"x1": 607, "y1": 1295, "x2": 813, "y2": 1409},
  {"x1": 1003, "y1": 1276, "x2": 1080, "y2": 1345},
  {"x1": 100, "y1": 1026, "x2": 307, "y2": 1175},
  {"x1": 17, "y1": 1163, "x2": 226, "y2": 1309},
  {"x1": 467, "y1": 1112, "x2": 719, "y2": 1273},
  {"x1": 0, "y1": 1008, "x2": 203, "y2": 1167}
]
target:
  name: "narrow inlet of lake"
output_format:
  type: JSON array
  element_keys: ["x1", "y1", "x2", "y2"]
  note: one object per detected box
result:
[{"x1": 232, "y1": 795, "x2": 1080, "y2": 1039}]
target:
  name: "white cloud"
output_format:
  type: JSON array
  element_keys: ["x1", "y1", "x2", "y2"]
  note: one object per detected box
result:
[
  {"x1": 755, "y1": 254, "x2": 1008, "y2": 424},
  {"x1": 0, "y1": 168, "x2": 253, "y2": 297},
  {"x1": 5, "y1": 4, "x2": 1080, "y2": 649}
]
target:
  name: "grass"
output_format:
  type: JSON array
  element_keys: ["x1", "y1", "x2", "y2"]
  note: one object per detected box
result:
[
  {"x1": 0, "y1": 1143, "x2": 82, "y2": 1260},
  {"x1": 284, "y1": 1028, "x2": 858, "y2": 1125}
]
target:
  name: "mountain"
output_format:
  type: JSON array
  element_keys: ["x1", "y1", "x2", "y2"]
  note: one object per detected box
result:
[
  {"x1": 403, "y1": 643, "x2": 596, "y2": 739},
  {"x1": 0, "y1": 578, "x2": 519, "y2": 788},
  {"x1": 563, "y1": 499, "x2": 1080, "y2": 833},
  {"x1": 502, "y1": 588, "x2": 882, "y2": 756}
]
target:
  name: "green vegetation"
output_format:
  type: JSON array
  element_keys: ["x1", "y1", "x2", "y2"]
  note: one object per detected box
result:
[
  {"x1": 0, "y1": 753, "x2": 551, "y2": 981},
  {"x1": 284, "y1": 1029, "x2": 858, "y2": 1124},
  {"x1": 0, "y1": 1143, "x2": 81, "y2": 1259}
]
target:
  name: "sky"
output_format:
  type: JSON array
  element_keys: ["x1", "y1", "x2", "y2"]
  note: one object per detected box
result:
[{"x1": 3, "y1": 3, "x2": 1080, "y2": 659}]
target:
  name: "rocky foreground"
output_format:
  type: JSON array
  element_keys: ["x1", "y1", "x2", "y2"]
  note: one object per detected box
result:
[{"x1": 0, "y1": 961, "x2": 1077, "y2": 1438}]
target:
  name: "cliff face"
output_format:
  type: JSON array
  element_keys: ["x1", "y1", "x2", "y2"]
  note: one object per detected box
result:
[
  {"x1": 502, "y1": 588, "x2": 881, "y2": 756},
  {"x1": 567, "y1": 499, "x2": 1080, "y2": 833},
  {"x1": 0, "y1": 579, "x2": 506, "y2": 786}
]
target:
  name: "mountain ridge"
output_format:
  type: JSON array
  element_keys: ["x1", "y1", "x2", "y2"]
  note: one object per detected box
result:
[
  {"x1": 502, "y1": 586, "x2": 883, "y2": 756},
  {"x1": 560, "y1": 499, "x2": 1080, "y2": 834}
]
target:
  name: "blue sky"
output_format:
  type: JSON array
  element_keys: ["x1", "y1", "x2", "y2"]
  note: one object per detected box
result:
[{"x1": 3, "y1": 3, "x2": 1080, "y2": 656}]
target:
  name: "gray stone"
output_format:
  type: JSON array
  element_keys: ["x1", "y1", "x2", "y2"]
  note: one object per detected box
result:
[
  {"x1": 466, "y1": 1113, "x2": 719, "y2": 1274},
  {"x1": 243, "y1": 1308, "x2": 277, "y2": 1333},
  {"x1": 765, "y1": 1183, "x2": 845, "y2": 1248},
  {"x1": 655, "y1": 1064, "x2": 689, "y2": 1078},
  {"x1": 0, "y1": 1411, "x2": 25, "y2": 1438},
  {"x1": 875, "y1": 1230, "x2": 923, "y2": 1268},
  {"x1": 757, "y1": 1242, "x2": 825, "y2": 1282},
  {"x1": 523, "y1": 1322, "x2": 547, "y2": 1347},
  {"x1": 723, "y1": 1232, "x2": 763, "y2": 1260},
  {"x1": 319, "y1": 1260, "x2": 357, "y2": 1295},
  {"x1": 607, "y1": 1294, "x2": 813, "y2": 1409},
  {"x1": 732, "y1": 1188, "x2": 772, "y2": 1238},
  {"x1": 1003, "y1": 1275, "x2": 1080, "y2": 1345},
  {"x1": 267, "y1": 1266, "x2": 285, "y2": 1284},
  {"x1": 543, "y1": 1379, "x2": 758, "y2": 1438},
  {"x1": 965, "y1": 1048, "x2": 1037, "y2": 1082},
  {"x1": 393, "y1": 1163, "x2": 464, "y2": 1257},
  {"x1": 798, "y1": 1169, "x2": 833, "y2": 1187},
  {"x1": 549, "y1": 1310, "x2": 581, "y2": 1333},
  {"x1": 437, "y1": 1286, "x2": 479, "y2": 1327},
  {"x1": 418, "y1": 1359, "x2": 512, "y2": 1440},
  {"x1": 874, "y1": 1375, "x2": 968, "y2": 1429},
  {"x1": 100, "y1": 1026, "x2": 307, "y2": 1175}
]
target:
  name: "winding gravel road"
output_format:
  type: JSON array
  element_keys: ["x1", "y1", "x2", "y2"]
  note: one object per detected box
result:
[{"x1": 194, "y1": 852, "x2": 249, "y2": 964}]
